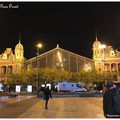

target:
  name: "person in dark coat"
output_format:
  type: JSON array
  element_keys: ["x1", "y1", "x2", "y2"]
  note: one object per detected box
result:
[
  {"x1": 43, "y1": 86, "x2": 52, "y2": 109},
  {"x1": 102, "y1": 84, "x2": 108, "y2": 94},
  {"x1": 103, "y1": 81, "x2": 117, "y2": 118}
]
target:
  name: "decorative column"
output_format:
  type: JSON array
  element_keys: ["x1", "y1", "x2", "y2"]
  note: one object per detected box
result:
[
  {"x1": 76, "y1": 57, "x2": 78, "y2": 72},
  {"x1": 68, "y1": 54, "x2": 70, "y2": 72}
]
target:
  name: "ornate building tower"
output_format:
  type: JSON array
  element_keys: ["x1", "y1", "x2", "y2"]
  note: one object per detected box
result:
[
  {"x1": 0, "y1": 34, "x2": 25, "y2": 83},
  {"x1": 13, "y1": 34, "x2": 24, "y2": 74},
  {"x1": 14, "y1": 35, "x2": 24, "y2": 60},
  {"x1": 93, "y1": 37, "x2": 104, "y2": 72},
  {"x1": 93, "y1": 36, "x2": 120, "y2": 81}
]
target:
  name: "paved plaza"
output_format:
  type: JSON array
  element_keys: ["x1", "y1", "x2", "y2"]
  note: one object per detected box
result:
[{"x1": 0, "y1": 95, "x2": 104, "y2": 118}]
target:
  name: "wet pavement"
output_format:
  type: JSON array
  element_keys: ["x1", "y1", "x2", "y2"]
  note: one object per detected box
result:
[
  {"x1": 0, "y1": 96, "x2": 104, "y2": 118},
  {"x1": 0, "y1": 95, "x2": 34, "y2": 108}
]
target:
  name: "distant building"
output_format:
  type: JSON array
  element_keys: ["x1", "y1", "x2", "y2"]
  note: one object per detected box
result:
[
  {"x1": 93, "y1": 38, "x2": 120, "y2": 81},
  {"x1": 2, "y1": 34, "x2": 120, "y2": 83},
  {"x1": 0, "y1": 37, "x2": 25, "y2": 83},
  {"x1": 25, "y1": 44, "x2": 94, "y2": 73}
]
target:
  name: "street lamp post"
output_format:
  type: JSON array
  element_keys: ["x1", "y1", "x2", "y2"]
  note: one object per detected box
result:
[{"x1": 36, "y1": 43, "x2": 43, "y2": 89}]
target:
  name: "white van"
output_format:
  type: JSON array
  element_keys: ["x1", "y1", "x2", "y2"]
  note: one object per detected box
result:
[
  {"x1": 0, "y1": 83, "x2": 4, "y2": 92},
  {"x1": 57, "y1": 81, "x2": 87, "y2": 92}
]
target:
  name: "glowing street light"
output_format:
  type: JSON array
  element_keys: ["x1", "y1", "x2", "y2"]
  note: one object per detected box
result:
[
  {"x1": 37, "y1": 43, "x2": 43, "y2": 49},
  {"x1": 99, "y1": 44, "x2": 106, "y2": 49},
  {"x1": 36, "y1": 43, "x2": 43, "y2": 89},
  {"x1": 36, "y1": 42, "x2": 43, "y2": 67},
  {"x1": 36, "y1": 43, "x2": 43, "y2": 56}
]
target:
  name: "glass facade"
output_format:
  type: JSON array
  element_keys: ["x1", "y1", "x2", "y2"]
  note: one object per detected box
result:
[{"x1": 25, "y1": 47, "x2": 94, "y2": 73}]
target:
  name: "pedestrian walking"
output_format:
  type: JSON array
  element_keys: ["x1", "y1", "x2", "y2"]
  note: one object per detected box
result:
[
  {"x1": 103, "y1": 81, "x2": 120, "y2": 118},
  {"x1": 43, "y1": 86, "x2": 52, "y2": 109}
]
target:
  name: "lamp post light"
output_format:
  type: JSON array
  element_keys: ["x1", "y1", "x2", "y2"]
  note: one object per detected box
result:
[
  {"x1": 36, "y1": 43, "x2": 43, "y2": 89},
  {"x1": 99, "y1": 44, "x2": 106, "y2": 83},
  {"x1": 99, "y1": 44, "x2": 106, "y2": 49}
]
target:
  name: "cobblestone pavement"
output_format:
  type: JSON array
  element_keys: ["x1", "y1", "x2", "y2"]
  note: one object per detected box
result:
[{"x1": 0, "y1": 96, "x2": 104, "y2": 118}]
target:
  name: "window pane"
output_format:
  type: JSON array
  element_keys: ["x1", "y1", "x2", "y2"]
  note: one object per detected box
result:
[
  {"x1": 7, "y1": 66, "x2": 12, "y2": 74},
  {"x1": 1, "y1": 66, "x2": 6, "y2": 74}
]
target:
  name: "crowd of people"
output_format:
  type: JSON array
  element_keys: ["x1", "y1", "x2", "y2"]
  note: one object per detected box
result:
[{"x1": 103, "y1": 81, "x2": 120, "y2": 118}]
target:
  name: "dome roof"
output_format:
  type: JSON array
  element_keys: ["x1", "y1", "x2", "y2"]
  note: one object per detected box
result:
[
  {"x1": 15, "y1": 41, "x2": 23, "y2": 50},
  {"x1": 93, "y1": 40, "x2": 101, "y2": 48}
]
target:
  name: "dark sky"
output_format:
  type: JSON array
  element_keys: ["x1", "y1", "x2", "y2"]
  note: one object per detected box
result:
[{"x1": 0, "y1": 2, "x2": 120, "y2": 59}]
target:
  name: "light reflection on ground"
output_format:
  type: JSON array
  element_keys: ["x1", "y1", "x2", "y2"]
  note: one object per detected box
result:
[{"x1": 0, "y1": 95, "x2": 34, "y2": 108}]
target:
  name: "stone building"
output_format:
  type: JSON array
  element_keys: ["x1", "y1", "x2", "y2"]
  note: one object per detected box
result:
[
  {"x1": 25, "y1": 44, "x2": 94, "y2": 73},
  {"x1": 1, "y1": 34, "x2": 120, "y2": 83},
  {"x1": 93, "y1": 38, "x2": 120, "y2": 81},
  {"x1": 0, "y1": 39, "x2": 24, "y2": 83}
]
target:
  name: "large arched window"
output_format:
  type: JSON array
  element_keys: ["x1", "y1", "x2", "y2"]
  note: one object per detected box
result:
[
  {"x1": 7, "y1": 66, "x2": 12, "y2": 74},
  {"x1": 105, "y1": 63, "x2": 110, "y2": 72},
  {"x1": 1, "y1": 66, "x2": 6, "y2": 74},
  {"x1": 111, "y1": 63, "x2": 117, "y2": 72},
  {"x1": 118, "y1": 63, "x2": 120, "y2": 72}
]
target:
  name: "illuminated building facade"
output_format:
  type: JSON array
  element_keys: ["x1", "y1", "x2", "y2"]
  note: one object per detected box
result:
[
  {"x1": 0, "y1": 39, "x2": 25, "y2": 83},
  {"x1": 93, "y1": 38, "x2": 120, "y2": 81},
  {"x1": 25, "y1": 44, "x2": 93, "y2": 73}
]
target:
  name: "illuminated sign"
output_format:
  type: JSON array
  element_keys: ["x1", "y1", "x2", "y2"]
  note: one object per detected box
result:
[
  {"x1": 41, "y1": 84, "x2": 45, "y2": 87},
  {"x1": 46, "y1": 84, "x2": 51, "y2": 90},
  {"x1": 15, "y1": 85, "x2": 21, "y2": 92},
  {"x1": 41, "y1": 84, "x2": 51, "y2": 90},
  {"x1": 27, "y1": 85, "x2": 32, "y2": 92}
]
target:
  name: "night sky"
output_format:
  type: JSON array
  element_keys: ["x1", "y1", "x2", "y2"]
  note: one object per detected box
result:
[{"x1": 0, "y1": 2, "x2": 120, "y2": 59}]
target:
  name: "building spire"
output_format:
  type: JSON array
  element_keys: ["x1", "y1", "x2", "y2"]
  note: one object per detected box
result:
[
  {"x1": 19, "y1": 32, "x2": 21, "y2": 44},
  {"x1": 95, "y1": 29, "x2": 98, "y2": 41},
  {"x1": 57, "y1": 44, "x2": 60, "y2": 48}
]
